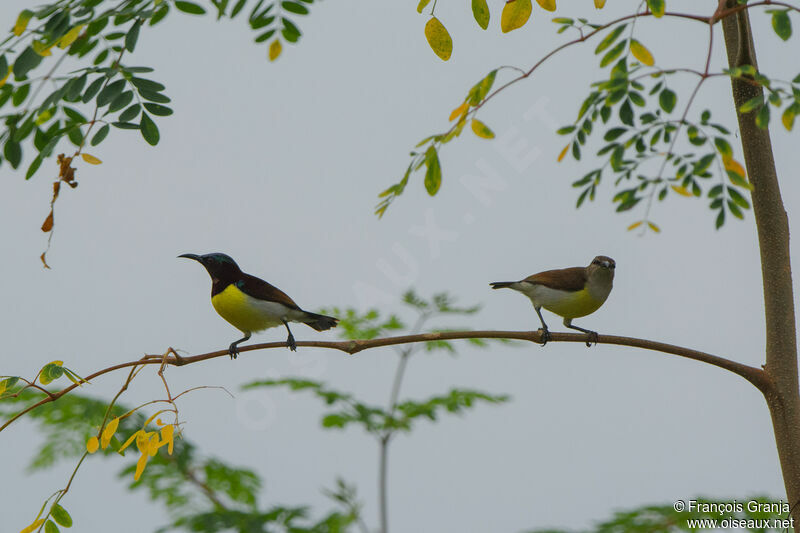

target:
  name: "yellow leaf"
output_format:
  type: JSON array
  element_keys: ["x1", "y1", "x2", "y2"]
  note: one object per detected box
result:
[
  {"x1": 35, "y1": 109, "x2": 53, "y2": 125},
  {"x1": 724, "y1": 157, "x2": 746, "y2": 178},
  {"x1": 416, "y1": 0, "x2": 432, "y2": 13},
  {"x1": 101, "y1": 417, "x2": 120, "y2": 449},
  {"x1": 20, "y1": 519, "x2": 46, "y2": 533},
  {"x1": 648, "y1": 221, "x2": 661, "y2": 233},
  {"x1": 501, "y1": 0, "x2": 532, "y2": 33},
  {"x1": 629, "y1": 39, "x2": 654, "y2": 66},
  {"x1": 136, "y1": 431, "x2": 151, "y2": 454},
  {"x1": 32, "y1": 40, "x2": 55, "y2": 57},
  {"x1": 449, "y1": 101, "x2": 468, "y2": 121},
  {"x1": 13, "y1": 10, "x2": 33, "y2": 37},
  {"x1": 0, "y1": 66, "x2": 12, "y2": 89},
  {"x1": 50, "y1": 360, "x2": 63, "y2": 367},
  {"x1": 535, "y1": 0, "x2": 556, "y2": 11},
  {"x1": 268, "y1": 39, "x2": 281, "y2": 62},
  {"x1": 670, "y1": 185, "x2": 692, "y2": 197},
  {"x1": 58, "y1": 25, "x2": 84, "y2": 49},
  {"x1": 424, "y1": 17, "x2": 452, "y2": 61},
  {"x1": 782, "y1": 107, "x2": 795, "y2": 131},
  {"x1": 147, "y1": 433, "x2": 160, "y2": 456},
  {"x1": 627, "y1": 221, "x2": 643, "y2": 231},
  {"x1": 557, "y1": 144, "x2": 569, "y2": 162},
  {"x1": 471, "y1": 118, "x2": 495, "y2": 139},
  {"x1": 81, "y1": 153, "x2": 102, "y2": 165},
  {"x1": 161, "y1": 424, "x2": 175, "y2": 455},
  {"x1": 119, "y1": 429, "x2": 143, "y2": 453},
  {"x1": 134, "y1": 452, "x2": 149, "y2": 481},
  {"x1": 594, "y1": 0, "x2": 606, "y2": 7},
  {"x1": 86, "y1": 436, "x2": 100, "y2": 454}
]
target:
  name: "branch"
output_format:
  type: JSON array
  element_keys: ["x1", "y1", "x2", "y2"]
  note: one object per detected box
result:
[{"x1": 1, "y1": 331, "x2": 771, "y2": 433}]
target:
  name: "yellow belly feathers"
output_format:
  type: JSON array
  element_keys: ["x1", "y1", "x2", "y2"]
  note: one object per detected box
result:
[
  {"x1": 211, "y1": 284, "x2": 284, "y2": 333},
  {"x1": 540, "y1": 288, "x2": 605, "y2": 319}
]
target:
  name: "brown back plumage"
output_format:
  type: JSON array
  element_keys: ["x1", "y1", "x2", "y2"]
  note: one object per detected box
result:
[
  {"x1": 523, "y1": 266, "x2": 587, "y2": 292},
  {"x1": 234, "y1": 274, "x2": 302, "y2": 309}
]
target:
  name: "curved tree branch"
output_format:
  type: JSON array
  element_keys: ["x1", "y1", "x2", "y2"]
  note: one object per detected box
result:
[{"x1": 1, "y1": 330, "x2": 770, "y2": 433}]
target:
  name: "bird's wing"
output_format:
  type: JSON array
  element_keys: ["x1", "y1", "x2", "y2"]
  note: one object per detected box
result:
[
  {"x1": 236, "y1": 274, "x2": 302, "y2": 309},
  {"x1": 523, "y1": 267, "x2": 586, "y2": 292}
]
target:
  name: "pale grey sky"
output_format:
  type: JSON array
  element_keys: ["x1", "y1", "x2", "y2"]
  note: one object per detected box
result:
[{"x1": 2, "y1": 1, "x2": 798, "y2": 532}]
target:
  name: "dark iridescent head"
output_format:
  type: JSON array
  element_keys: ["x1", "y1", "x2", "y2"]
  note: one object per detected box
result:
[{"x1": 178, "y1": 252, "x2": 242, "y2": 280}]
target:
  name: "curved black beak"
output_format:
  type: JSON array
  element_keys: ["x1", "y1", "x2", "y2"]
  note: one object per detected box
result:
[{"x1": 178, "y1": 253, "x2": 202, "y2": 262}]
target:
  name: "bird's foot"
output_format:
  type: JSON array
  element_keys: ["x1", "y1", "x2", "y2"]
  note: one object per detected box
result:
[
  {"x1": 584, "y1": 331, "x2": 598, "y2": 347},
  {"x1": 286, "y1": 334, "x2": 297, "y2": 352},
  {"x1": 228, "y1": 343, "x2": 239, "y2": 360},
  {"x1": 539, "y1": 328, "x2": 551, "y2": 347}
]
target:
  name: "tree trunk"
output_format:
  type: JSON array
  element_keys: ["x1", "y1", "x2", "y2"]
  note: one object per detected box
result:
[{"x1": 721, "y1": 4, "x2": 800, "y2": 524}]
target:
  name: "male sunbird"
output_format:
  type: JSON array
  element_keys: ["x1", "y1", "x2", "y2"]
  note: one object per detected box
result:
[
  {"x1": 179, "y1": 253, "x2": 338, "y2": 358},
  {"x1": 490, "y1": 255, "x2": 615, "y2": 346}
]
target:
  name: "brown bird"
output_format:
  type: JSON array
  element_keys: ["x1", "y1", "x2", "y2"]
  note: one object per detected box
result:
[{"x1": 491, "y1": 256, "x2": 615, "y2": 346}]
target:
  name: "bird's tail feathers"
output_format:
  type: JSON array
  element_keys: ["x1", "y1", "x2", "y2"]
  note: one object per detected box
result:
[
  {"x1": 301, "y1": 311, "x2": 339, "y2": 331},
  {"x1": 490, "y1": 281, "x2": 517, "y2": 290}
]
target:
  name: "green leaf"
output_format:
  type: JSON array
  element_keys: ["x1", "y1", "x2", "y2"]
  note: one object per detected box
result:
[
  {"x1": 472, "y1": 0, "x2": 490, "y2": 30},
  {"x1": 118, "y1": 103, "x2": 141, "y2": 122},
  {"x1": 423, "y1": 146, "x2": 441, "y2": 195},
  {"x1": 600, "y1": 39, "x2": 627, "y2": 68},
  {"x1": 140, "y1": 112, "x2": 159, "y2": 145},
  {"x1": 739, "y1": 95, "x2": 762, "y2": 113},
  {"x1": 51, "y1": 504, "x2": 72, "y2": 527},
  {"x1": 91, "y1": 124, "x2": 110, "y2": 146},
  {"x1": 647, "y1": 0, "x2": 665, "y2": 17},
  {"x1": 13, "y1": 46, "x2": 43, "y2": 79},
  {"x1": 282, "y1": 2, "x2": 309, "y2": 15},
  {"x1": 65, "y1": 74, "x2": 88, "y2": 101},
  {"x1": 772, "y1": 10, "x2": 792, "y2": 41},
  {"x1": 12, "y1": 84, "x2": 30, "y2": 106},
  {"x1": 143, "y1": 103, "x2": 173, "y2": 116},
  {"x1": 727, "y1": 186, "x2": 750, "y2": 209},
  {"x1": 659, "y1": 88, "x2": 676, "y2": 113},
  {"x1": 281, "y1": 18, "x2": 301, "y2": 42},
  {"x1": 139, "y1": 89, "x2": 171, "y2": 103},
  {"x1": 82, "y1": 77, "x2": 105, "y2": 103},
  {"x1": 130, "y1": 77, "x2": 166, "y2": 92},
  {"x1": 619, "y1": 99, "x2": 634, "y2": 126},
  {"x1": 231, "y1": 0, "x2": 247, "y2": 17},
  {"x1": 151, "y1": 3, "x2": 170, "y2": 25},
  {"x1": 755, "y1": 103, "x2": 770, "y2": 129},
  {"x1": 108, "y1": 90, "x2": 134, "y2": 113},
  {"x1": 26, "y1": 154, "x2": 43, "y2": 179},
  {"x1": 174, "y1": 1, "x2": 206, "y2": 14},
  {"x1": 594, "y1": 24, "x2": 626, "y2": 54},
  {"x1": 97, "y1": 79, "x2": 125, "y2": 107},
  {"x1": 125, "y1": 20, "x2": 142, "y2": 52},
  {"x1": 45, "y1": 520, "x2": 59, "y2": 533},
  {"x1": 112, "y1": 121, "x2": 139, "y2": 129},
  {"x1": 603, "y1": 127, "x2": 627, "y2": 141},
  {"x1": 4, "y1": 140, "x2": 21, "y2": 168},
  {"x1": 713, "y1": 137, "x2": 732, "y2": 158}
]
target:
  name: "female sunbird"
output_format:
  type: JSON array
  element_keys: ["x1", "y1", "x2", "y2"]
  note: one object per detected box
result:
[{"x1": 491, "y1": 255, "x2": 615, "y2": 346}]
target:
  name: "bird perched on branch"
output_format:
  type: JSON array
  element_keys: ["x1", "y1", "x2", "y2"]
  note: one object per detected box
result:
[
  {"x1": 490, "y1": 255, "x2": 615, "y2": 346},
  {"x1": 179, "y1": 253, "x2": 338, "y2": 358}
]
